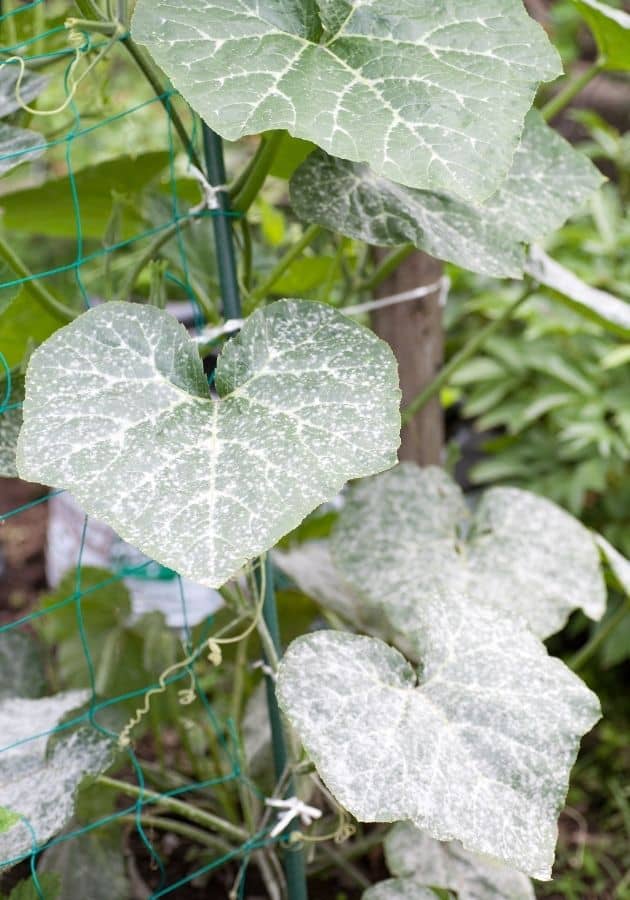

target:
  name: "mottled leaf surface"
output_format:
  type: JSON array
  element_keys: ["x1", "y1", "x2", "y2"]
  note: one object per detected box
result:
[
  {"x1": 0, "y1": 124, "x2": 43, "y2": 177},
  {"x1": 132, "y1": 0, "x2": 560, "y2": 201},
  {"x1": 277, "y1": 625, "x2": 600, "y2": 879},
  {"x1": 573, "y1": 0, "x2": 630, "y2": 70},
  {"x1": 526, "y1": 246, "x2": 630, "y2": 337},
  {"x1": 363, "y1": 882, "x2": 442, "y2": 900},
  {"x1": 0, "y1": 67, "x2": 47, "y2": 117},
  {"x1": 17, "y1": 301, "x2": 400, "y2": 588},
  {"x1": 333, "y1": 464, "x2": 605, "y2": 639},
  {"x1": 0, "y1": 375, "x2": 23, "y2": 478},
  {"x1": 40, "y1": 830, "x2": 129, "y2": 900},
  {"x1": 0, "y1": 631, "x2": 45, "y2": 700},
  {"x1": 290, "y1": 111, "x2": 602, "y2": 277},
  {"x1": 385, "y1": 822, "x2": 535, "y2": 899},
  {"x1": 0, "y1": 692, "x2": 112, "y2": 866}
]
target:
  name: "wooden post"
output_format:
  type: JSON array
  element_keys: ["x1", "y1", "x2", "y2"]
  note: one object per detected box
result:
[{"x1": 372, "y1": 250, "x2": 444, "y2": 465}]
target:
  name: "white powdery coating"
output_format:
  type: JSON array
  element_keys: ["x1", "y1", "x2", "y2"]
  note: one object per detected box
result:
[
  {"x1": 17, "y1": 300, "x2": 400, "y2": 588},
  {"x1": 385, "y1": 822, "x2": 535, "y2": 899},
  {"x1": 290, "y1": 110, "x2": 603, "y2": 278},
  {"x1": 0, "y1": 692, "x2": 111, "y2": 866},
  {"x1": 0, "y1": 123, "x2": 44, "y2": 177},
  {"x1": 0, "y1": 68, "x2": 47, "y2": 117},
  {"x1": 363, "y1": 880, "x2": 440, "y2": 900},
  {"x1": 131, "y1": 0, "x2": 561, "y2": 202},
  {"x1": 333, "y1": 464, "x2": 606, "y2": 639},
  {"x1": 276, "y1": 626, "x2": 600, "y2": 880},
  {"x1": 0, "y1": 376, "x2": 23, "y2": 478}
]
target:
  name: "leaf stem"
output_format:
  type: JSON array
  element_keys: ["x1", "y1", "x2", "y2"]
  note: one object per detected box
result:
[
  {"x1": 231, "y1": 131, "x2": 284, "y2": 214},
  {"x1": 119, "y1": 813, "x2": 233, "y2": 853},
  {"x1": 541, "y1": 59, "x2": 605, "y2": 122},
  {"x1": 247, "y1": 224, "x2": 322, "y2": 306},
  {"x1": 358, "y1": 243, "x2": 414, "y2": 292},
  {"x1": 401, "y1": 293, "x2": 528, "y2": 424},
  {"x1": 97, "y1": 775, "x2": 249, "y2": 842},
  {"x1": 569, "y1": 600, "x2": 630, "y2": 671},
  {"x1": 0, "y1": 233, "x2": 77, "y2": 322}
]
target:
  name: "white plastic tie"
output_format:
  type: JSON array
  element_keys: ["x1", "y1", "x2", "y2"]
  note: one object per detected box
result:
[
  {"x1": 265, "y1": 796, "x2": 322, "y2": 838},
  {"x1": 188, "y1": 164, "x2": 227, "y2": 213}
]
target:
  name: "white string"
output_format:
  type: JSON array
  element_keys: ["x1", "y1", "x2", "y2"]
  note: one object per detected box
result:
[
  {"x1": 188, "y1": 164, "x2": 228, "y2": 212},
  {"x1": 265, "y1": 796, "x2": 322, "y2": 838}
]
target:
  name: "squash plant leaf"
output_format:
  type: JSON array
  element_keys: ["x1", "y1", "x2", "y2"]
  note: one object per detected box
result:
[
  {"x1": 0, "y1": 123, "x2": 43, "y2": 177},
  {"x1": 383, "y1": 822, "x2": 535, "y2": 899},
  {"x1": 17, "y1": 301, "x2": 400, "y2": 588},
  {"x1": 363, "y1": 882, "x2": 443, "y2": 900},
  {"x1": 525, "y1": 246, "x2": 630, "y2": 338},
  {"x1": 572, "y1": 0, "x2": 630, "y2": 71},
  {"x1": 277, "y1": 622, "x2": 600, "y2": 879},
  {"x1": 0, "y1": 375, "x2": 23, "y2": 478},
  {"x1": 0, "y1": 692, "x2": 113, "y2": 866},
  {"x1": 0, "y1": 67, "x2": 47, "y2": 117},
  {"x1": 333, "y1": 464, "x2": 606, "y2": 640},
  {"x1": 131, "y1": 0, "x2": 561, "y2": 201},
  {"x1": 290, "y1": 110, "x2": 602, "y2": 278}
]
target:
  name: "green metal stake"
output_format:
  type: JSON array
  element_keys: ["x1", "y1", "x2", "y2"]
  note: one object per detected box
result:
[{"x1": 202, "y1": 123, "x2": 308, "y2": 900}]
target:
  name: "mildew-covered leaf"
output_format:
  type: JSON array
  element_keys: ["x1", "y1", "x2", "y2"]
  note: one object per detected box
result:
[
  {"x1": 0, "y1": 123, "x2": 43, "y2": 177},
  {"x1": 525, "y1": 246, "x2": 630, "y2": 338},
  {"x1": 131, "y1": 0, "x2": 560, "y2": 202},
  {"x1": 17, "y1": 301, "x2": 400, "y2": 588},
  {"x1": 290, "y1": 111, "x2": 602, "y2": 278},
  {"x1": 385, "y1": 822, "x2": 535, "y2": 899},
  {"x1": 0, "y1": 630, "x2": 46, "y2": 700},
  {"x1": 0, "y1": 692, "x2": 113, "y2": 867},
  {"x1": 0, "y1": 67, "x2": 47, "y2": 117},
  {"x1": 333, "y1": 464, "x2": 605, "y2": 639},
  {"x1": 276, "y1": 624, "x2": 600, "y2": 879},
  {"x1": 0, "y1": 375, "x2": 23, "y2": 478},
  {"x1": 573, "y1": 0, "x2": 630, "y2": 70},
  {"x1": 363, "y1": 881, "x2": 443, "y2": 900}
]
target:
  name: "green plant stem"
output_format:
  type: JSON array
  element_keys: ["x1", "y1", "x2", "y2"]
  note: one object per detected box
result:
[
  {"x1": 231, "y1": 131, "x2": 284, "y2": 214},
  {"x1": 97, "y1": 775, "x2": 249, "y2": 842},
  {"x1": 0, "y1": 234, "x2": 76, "y2": 322},
  {"x1": 247, "y1": 224, "x2": 322, "y2": 306},
  {"x1": 542, "y1": 59, "x2": 605, "y2": 122},
  {"x1": 65, "y1": 16, "x2": 120, "y2": 35},
  {"x1": 357, "y1": 243, "x2": 414, "y2": 292},
  {"x1": 119, "y1": 813, "x2": 232, "y2": 853},
  {"x1": 73, "y1": 0, "x2": 107, "y2": 21},
  {"x1": 116, "y1": 215, "x2": 195, "y2": 304},
  {"x1": 122, "y1": 37, "x2": 202, "y2": 170},
  {"x1": 402, "y1": 293, "x2": 528, "y2": 424},
  {"x1": 569, "y1": 601, "x2": 630, "y2": 671}
]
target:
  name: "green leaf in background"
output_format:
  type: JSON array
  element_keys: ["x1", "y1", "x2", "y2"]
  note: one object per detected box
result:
[
  {"x1": 39, "y1": 830, "x2": 129, "y2": 900},
  {"x1": 0, "y1": 152, "x2": 170, "y2": 239},
  {"x1": 0, "y1": 291, "x2": 60, "y2": 369},
  {"x1": 0, "y1": 374, "x2": 23, "y2": 478},
  {"x1": 0, "y1": 124, "x2": 44, "y2": 177},
  {"x1": 572, "y1": 0, "x2": 630, "y2": 70},
  {"x1": 383, "y1": 822, "x2": 535, "y2": 899},
  {"x1": 17, "y1": 300, "x2": 400, "y2": 588},
  {"x1": 3, "y1": 873, "x2": 60, "y2": 900},
  {"x1": 526, "y1": 246, "x2": 630, "y2": 337},
  {"x1": 269, "y1": 256, "x2": 339, "y2": 295},
  {"x1": 290, "y1": 111, "x2": 603, "y2": 278},
  {"x1": 132, "y1": 0, "x2": 560, "y2": 201},
  {"x1": 332, "y1": 465, "x2": 605, "y2": 639},
  {"x1": 268, "y1": 132, "x2": 315, "y2": 180},
  {"x1": 0, "y1": 692, "x2": 113, "y2": 866},
  {"x1": 0, "y1": 629, "x2": 46, "y2": 700},
  {"x1": 277, "y1": 622, "x2": 599, "y2": 880},
  {"x1": 594, "y1": 534, "x2": 630, "y2": 596}
]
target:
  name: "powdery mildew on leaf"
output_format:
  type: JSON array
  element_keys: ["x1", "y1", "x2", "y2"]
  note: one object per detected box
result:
[
  {"x1": 131, "y1": 0, "x2": 561, "y2": 202},
  {"x1": 17, "y1": 301, "x2": 400, "y2": 588},
  {"x1": 385, "y1": 822, "x2": 535, "y2": 899},
  {"x1": 573, "y1": 0, "x2": 630, "y2": 70},
  {"x1": 0, "y1": 692, "x2": 112, "y2": 866},
  {"x1": 0, "y1": 375, "x2": 23, "y2": 478},
  {"x1": 0, "y1": 67, "x2": 48, "y2": 117},
  {"x1": 363, "y1": 881, "x2": 442, "y2": 900},
  {"x1": 290, "y1": 111, "x2": 602, "y2": 278},
  {"x1": 333, "y1": 464, "x2": 606, "y2": 639},
  {"x1": 0, "y1": 123, "x2": 44, "y2": 177},
  {"x1": 276, "y1": 626, "x2": 600, "y2": 880}
]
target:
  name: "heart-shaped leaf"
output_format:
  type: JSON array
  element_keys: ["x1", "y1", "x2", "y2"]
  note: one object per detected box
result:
[
  {"x1": 290, "y1": 111, "x2": 603, "y2": 278},
  {"x1": 131, "y1": 0, "x2": 560, "y2": 201},
  {"x1": 17, "y1": 301, "x2": 400, "y2": 588},
  {"x1": 333, "y1": 464, "x2": 605, "y2": 639},
  {"x1": 277, "y1": 619, "x2": 600, "y2": 879},
  {"x1": 0, "y1": 123, "x2": 43, "y2": 177},
  {"x1": 384, "y1": 822, "x2": 535, "y2": 899},
  {"x1": 0, "y1": 692, "x2": 113, "y2": 867},
  {"x1": 572, "y1": 0, "x2": 630, "y2": 71}
]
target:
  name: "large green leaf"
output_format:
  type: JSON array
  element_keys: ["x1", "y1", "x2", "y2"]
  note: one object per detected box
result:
[
  {"x1": 573, "y1": 0, "x2": 630, "y2": 70},
  {"x1": 0, "y1": 375, "x2": 23, "y2": 477},
  {"x1": 0, "y1": 692, "x2": 113, "y2": 867},
  {"x1": 0, "y1": 124, "x2": 44, "y2": 177},
  {"x1": 277, "y1": 622, "x2": 600, "y2": 880},
  {"x1": 0, "y1": 292, "x2": 62, "y2": 369},
  {"x1": 333, "y1": 465, "x2": 606, "y2": 640},
  {"x1": 132, "y1": 0, "x2": 560, "y2": 201},
  {"x1": 17, "y1": 301, "x2": 400, "y2": 588},
  {"x1": 384, "y1": 823, "x2": 534, "y2": 899},
  {"x1": 290, "y1": 111, "x2": 602, "y2": 278}
]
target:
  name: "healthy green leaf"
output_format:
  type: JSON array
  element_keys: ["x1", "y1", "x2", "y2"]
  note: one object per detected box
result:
[
  {"x1": 333, "y1": 464, "x2": 606, "y2": 639},
  {"x1": 0, "y1": 375, "x2": 23, "y2": 478},
  {"x1": 277, "y1": 623, "x2": 600, "y2": 880},
  {"x1": 0, "y1": 291, "x2": 61, "y2": 369},
  {"x1": 5, "y1": 873, "x2": 60, "y2": 900},
  {"x1": 363, "y1": 882, "x2": 443, "y2": 900},
  {"x1": 0, "y1": 123, "x2": 43, "y2": 177},
  {"x1": 0, "y1": 692, "x2": 113, "y2": 867},
  {"x1": 572, "y1": 0, "x2": 630, "y2": 70},
  {"x1": 17, "y1": 301, "x2": 400, "y2": 588},
  {"x1": 525, "y1": 246, "x2": 630, "y2": 338},
  {"x1": 290, "y1": 111, "x2": 602, "y2": 278},
  {"x1": 594, "y1": 534, "x2": 630, "y2": 596},
  {"x1": 131, "y1": 0, "x2": 561, "y2": 201},
  {"x1": 384, "y1": 823, "x2": 535, "y2": 899}
]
